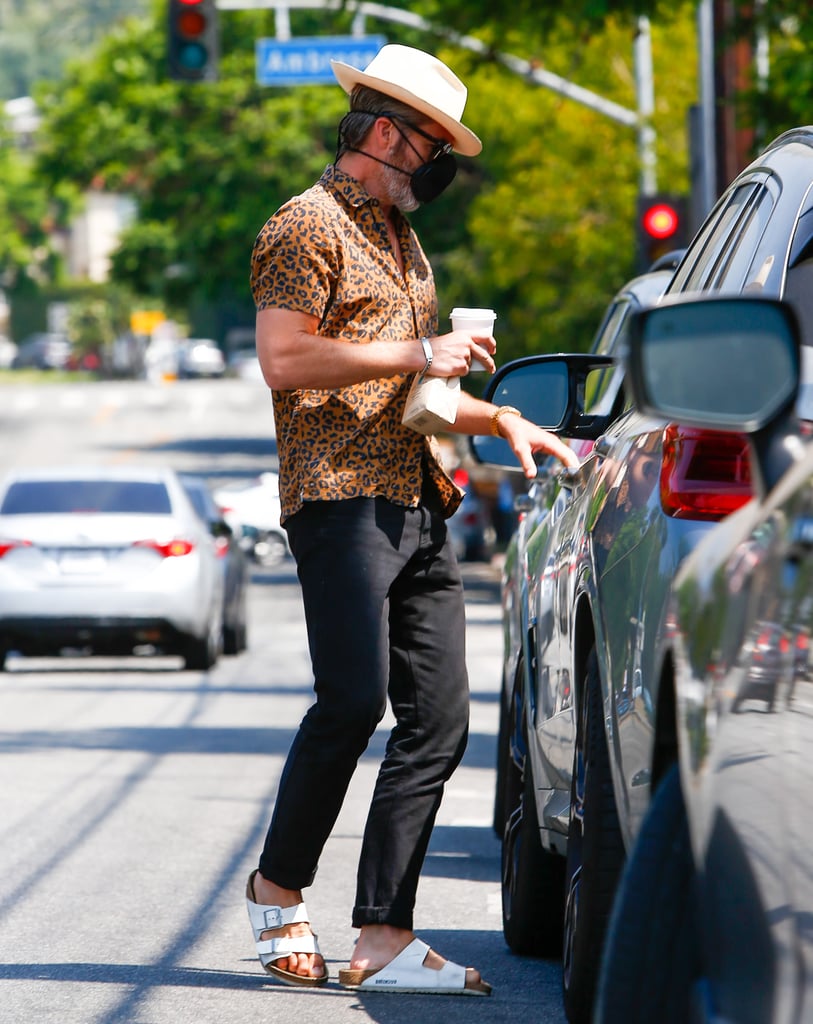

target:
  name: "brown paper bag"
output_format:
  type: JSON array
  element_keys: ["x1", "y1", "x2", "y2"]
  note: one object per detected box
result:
[{"x1": 402, "y1": 374, "x2": 460, "y2": 434}]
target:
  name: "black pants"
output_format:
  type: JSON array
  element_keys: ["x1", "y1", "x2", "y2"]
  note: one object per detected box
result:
[{"x1": 258, "y1": 495, "x2": 469, "y2": 930}]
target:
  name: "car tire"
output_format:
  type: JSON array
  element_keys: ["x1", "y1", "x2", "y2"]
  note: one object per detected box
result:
[
  {"x1": 562, "y1": 647, "x2": 625, "y2": 1024},
  {"x1": 594, "y1": 763, "x2": 695, "y2": 1024},
  {"x1": 501, "y1": 661, "x2": 565, "y2": 957},
  {"x1": 223, "y1": 589, "x2": 248, "y2": 655},
  {"x1": 183, "y1": 620, "x2": 221, "y2": 671}
]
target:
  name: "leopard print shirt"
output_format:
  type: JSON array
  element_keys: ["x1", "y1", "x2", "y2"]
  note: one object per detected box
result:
[{"x1": 250, "y1": 164, "x2": 462, "y2": 523}]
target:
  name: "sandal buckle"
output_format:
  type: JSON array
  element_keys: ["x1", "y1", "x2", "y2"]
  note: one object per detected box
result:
[{"x1": 263, "y1": 907, "x2": 283, "y2": 929}]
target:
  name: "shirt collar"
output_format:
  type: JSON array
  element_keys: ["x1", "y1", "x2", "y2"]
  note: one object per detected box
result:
[{"x1": 319, "y1": 163, "x2": 373, "y2": 208}]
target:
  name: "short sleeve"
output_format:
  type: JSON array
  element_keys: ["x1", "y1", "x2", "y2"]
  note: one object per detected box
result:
[{"x1": 250, "y1": 196, "x2": 338, "y2": 318}]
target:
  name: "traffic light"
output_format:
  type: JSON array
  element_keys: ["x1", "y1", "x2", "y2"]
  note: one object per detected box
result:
[
  {"x1": 168, "y1": 0, "x2": 219, "y2": 83},
  {"x1": 637, "y1": 194, "x2": 688, "y2": 271}
]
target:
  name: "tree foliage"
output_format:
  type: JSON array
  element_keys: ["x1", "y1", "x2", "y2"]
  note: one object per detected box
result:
[
  {"x1": 0, "y1": 0, "x2": 151, "y2": 100},
  {"x1": 23, "y1": 0, "x2": 811, "y2": 364},
  {"x1": 27, "y1": 0, "x2": 701, "y2": 360}
]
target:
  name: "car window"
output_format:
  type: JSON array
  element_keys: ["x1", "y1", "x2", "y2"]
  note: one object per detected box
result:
[
  {"x1": 713, "y1": 187, "x2": 776, "y2": 291},
  {"x1": 181, "y1": 479, "x2": 218, "y2": 522},
  {"x1": 585, "y1": 300, "x2": 632, "y2": 416},
  {"x1": 0, "y1": 480, "x2": 173, "y2": 515},
  {"x1": 668, "y1": 182, "x2": 762, "y2": 293}
]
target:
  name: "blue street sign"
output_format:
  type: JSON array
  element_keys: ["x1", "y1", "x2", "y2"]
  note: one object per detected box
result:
[{"x1": 256, "y1": 35, "x2": 386, "y2": 86}]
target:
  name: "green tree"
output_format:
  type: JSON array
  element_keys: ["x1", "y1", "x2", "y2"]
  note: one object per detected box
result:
[
  {"x1": 0, "y1": 0, "x2": 151, "y2": 100},
  {"x1": 31, "y1": 0, "x2": 698, "y2": 359},
  {"x1": 0, "y1": 119, "x2": 63, "y2": 295}
]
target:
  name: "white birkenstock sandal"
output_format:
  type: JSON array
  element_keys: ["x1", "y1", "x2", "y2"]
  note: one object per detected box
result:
[
  {"x1": 338, "y1": 938, "x2": 491, "y2": 995},
  {"x1": 245, "y1": 870, "x2": 328, "y2": 987}
]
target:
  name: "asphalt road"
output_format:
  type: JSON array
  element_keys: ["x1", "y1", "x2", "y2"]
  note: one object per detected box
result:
[{"x1": 0, "y1": 377, "x2": 567, "y2": 1024}]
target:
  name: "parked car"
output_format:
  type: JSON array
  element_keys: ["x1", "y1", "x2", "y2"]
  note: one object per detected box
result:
[
  {"x1": 11, "y1": 332, "x2": 71, "y2": 370},
  {"x1": 224, "y1": 326, "x2": 263, "y2": 382},
  {"x1": 177, "y1": 338, "x2": 226, "y2": 379},
  {"x1": 473, "y1": 125, "x2": 813, "y2": 1024},
  {"x1": 595, "y1": 293, "x2": 812, "y2": 1024},
  {"x1": 447, "y1": 467, "x2": 493, "y2": 562},
  {"x1": 212, "y1": 472, "x2": 290, "y2": 568},
  {"x1": 475, "y1": 265, "x2": 676, "y2": 1020},
  {"x1": 0, "y1": 466, "x2": 224, "y2": 671},
  {"x1": 179, "y1": 473, "x2": 249, "y2": 655}
]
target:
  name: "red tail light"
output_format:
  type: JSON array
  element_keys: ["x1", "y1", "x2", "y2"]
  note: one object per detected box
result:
[
  {"x1": 0, "y1": 539, "x2": 32, "y2": 558},
  {"x1": 213, "y1": 536, "x2": 230, "y2": 559},
  {"x1": 133, "y1": 539, "x2": 195, "y2": 557},
  {"x1": 660, "y1": 425, "x2": 752, "y2": 521}
]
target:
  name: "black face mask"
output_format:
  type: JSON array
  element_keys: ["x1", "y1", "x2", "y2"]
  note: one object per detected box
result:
[
  {"x1": 408, "y1": 152, "x2": 458, "y2": 203},
  {"x1": 337, "y1": 112, "x2": 458, "y2": 205}
]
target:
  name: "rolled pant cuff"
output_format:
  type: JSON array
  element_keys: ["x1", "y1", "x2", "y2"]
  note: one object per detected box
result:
[{"x1": 352, "y1": 906, "x2": 413, "y2": 930}]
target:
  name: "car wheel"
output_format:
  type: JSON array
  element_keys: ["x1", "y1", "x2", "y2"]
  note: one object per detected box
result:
[
  {"x1": 562, "y1": 647, "x2": 625, "y2": 1024},
  {"x1": 594, "y1": 763, "x2": 696, "y2": 1024},
  {"x1": 223, "y1": 588, "x2": 248, "y2": 655},
  {"x1": 501, "y1": 660, "x2": 565, "y2": 956},
  {"x1": 253, "y1": 531, "x2": 287, "y2": 568},
  {"x1": 183, "y1": 619, "x2": 221, "y2": 671}
]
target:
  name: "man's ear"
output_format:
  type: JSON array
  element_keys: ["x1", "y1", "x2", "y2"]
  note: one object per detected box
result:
[{"x1": 371, "y1": 115, "x2": 394, "y2": 151}]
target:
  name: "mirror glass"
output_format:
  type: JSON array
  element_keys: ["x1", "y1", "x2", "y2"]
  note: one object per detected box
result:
[
  {"x1": 471, "y1": 360, "x2": 570, "y2": 469},
  {"x1": 489, "y1": 361, "x2": 570, "y2": 427},
  {"x1": 639, "y1": 299, "x2": 798, "y2": 429}
]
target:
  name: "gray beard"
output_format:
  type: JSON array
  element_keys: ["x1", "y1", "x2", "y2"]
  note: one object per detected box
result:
[{"x1": 381, "y1": 149, "x2": 419, "y2": 213}]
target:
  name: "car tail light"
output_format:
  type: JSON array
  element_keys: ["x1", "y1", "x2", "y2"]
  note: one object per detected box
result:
[
  {"x1": 660, "y1": 425, "x2": 752, "y2": 521},
  {"x1": 0, "y1": 539, "x2": 32, "y2": 558},
  {"x1": 133, "y1": 539, "x2": 195, "y2": 557}
]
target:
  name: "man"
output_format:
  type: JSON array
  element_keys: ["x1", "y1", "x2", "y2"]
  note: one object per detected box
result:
[{"x1": 246, "y1": 43, "x2": 578, "y2": 996}]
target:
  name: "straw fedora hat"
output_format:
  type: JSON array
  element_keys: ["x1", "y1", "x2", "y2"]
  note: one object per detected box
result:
[{"x1": 330, "y1": 44, "x2": 482, "y2": 157}]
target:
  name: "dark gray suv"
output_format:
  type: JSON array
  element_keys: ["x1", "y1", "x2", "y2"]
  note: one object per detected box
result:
[{"x1": 475, "y1": 126, "x2": 813, "y2": 1024}]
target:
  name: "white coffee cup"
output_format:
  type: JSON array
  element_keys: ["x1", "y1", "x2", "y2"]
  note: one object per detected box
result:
[{"x1": 450, "y1": 307, "x2": 497, "y2": 372}]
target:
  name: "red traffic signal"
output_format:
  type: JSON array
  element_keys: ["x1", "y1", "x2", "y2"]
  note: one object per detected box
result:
[
  {"x1": 168, "y1": 0, "x2": 219, "y2": 82},
  {"x1": 637, "y1": 194, "x2": 688, "y2": 270},
  {"x1": 641, "y1": 202, "x2": 680, "y2": 240}
]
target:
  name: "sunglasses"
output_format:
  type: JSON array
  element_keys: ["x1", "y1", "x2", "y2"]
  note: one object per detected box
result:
[{"x1": 382, "y1": 112, "x2": 454, "y2": 162}]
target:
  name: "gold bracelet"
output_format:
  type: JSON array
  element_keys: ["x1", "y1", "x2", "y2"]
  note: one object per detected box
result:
[{"x1": 491, "y1": 405, "x2": 522, "y2": 437}]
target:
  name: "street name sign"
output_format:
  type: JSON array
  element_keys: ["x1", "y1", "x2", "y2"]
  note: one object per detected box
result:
[{"x1": 256, "y1": 35, "x2": 386, "y2": 86}]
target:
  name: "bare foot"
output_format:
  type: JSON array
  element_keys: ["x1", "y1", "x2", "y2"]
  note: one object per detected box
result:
[
  {"x1": 250, "y1": 871, "x2": 325, "y2": 980},
  {"x1": 350, "y1": 924, "x2": 486, "y2": 989}
]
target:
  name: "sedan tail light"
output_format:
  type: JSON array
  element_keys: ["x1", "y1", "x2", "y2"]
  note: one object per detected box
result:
[
  {"x1": 133, "y1": 539, "x2": 195, "y2": 557},
  {"x1": 660, "y1": 425, "x2": 752, "y2": 521},
  {"x1": 0, "y1": 539, "x2": 32, "y2": 558}
]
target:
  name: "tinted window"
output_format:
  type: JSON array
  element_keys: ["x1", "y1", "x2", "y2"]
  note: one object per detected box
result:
[
  {"x1": 714, "y1": 189, "x2": 775, "y2": 291},
  {"x1": 585, "y1": 300, "x2": 631, "y2": 416},
  {"x1": 668, "y1": 183, "x2": 761, "y2": 293},
  {"x1": 0, "y1": 480, "x2": 172, "y2": 515},
  {"x1": 180, "y1": 478, "x2": 218, "y2": 523}
]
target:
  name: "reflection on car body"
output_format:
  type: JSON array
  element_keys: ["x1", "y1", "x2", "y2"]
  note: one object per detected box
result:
[{"x1": 596, "y1": 293, "x2": 813, "y2": 1024}]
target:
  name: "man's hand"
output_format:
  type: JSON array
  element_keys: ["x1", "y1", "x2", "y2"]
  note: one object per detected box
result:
[
  {"x1": 495, "y1": 412, "x2": 580, "y2": 477},
  {"x1": 426, "y1": 330, "x2": 496, "y2": 378}
]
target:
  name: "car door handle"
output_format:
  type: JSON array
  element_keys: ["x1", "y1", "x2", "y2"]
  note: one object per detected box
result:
[{"x1": 593, "y1": 434, "x2": 616, "y2": 457}]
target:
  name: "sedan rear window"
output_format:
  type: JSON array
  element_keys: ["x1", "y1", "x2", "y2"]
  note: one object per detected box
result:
[{"x1": 0, "y1": 480, "x2": 173, "y2": 515}]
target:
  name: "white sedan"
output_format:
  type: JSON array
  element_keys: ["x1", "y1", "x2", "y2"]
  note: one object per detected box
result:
[{"x1": 0, "y1": 466, "x2": 224, "y2": 671}]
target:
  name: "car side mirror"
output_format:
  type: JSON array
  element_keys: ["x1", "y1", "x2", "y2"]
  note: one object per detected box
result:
[
  {"x1": 470, "y1": 353, "x2": 615, "y2": 470},
  {"x1": 627, "y1": 294, "x2": 804, "y2": 494}
]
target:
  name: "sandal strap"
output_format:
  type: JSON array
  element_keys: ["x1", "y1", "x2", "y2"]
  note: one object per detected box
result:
[
  {"x1": 247, "y1": 899, "x2": 310, "y2": 941},
  {"x1": 256, "y1": 933, "x2": 321, "y2": 963}
]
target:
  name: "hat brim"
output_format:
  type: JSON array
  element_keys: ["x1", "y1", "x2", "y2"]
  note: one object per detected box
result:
[{"x1": 330, "y1": 60, "x2": 483, "y2": 157}]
